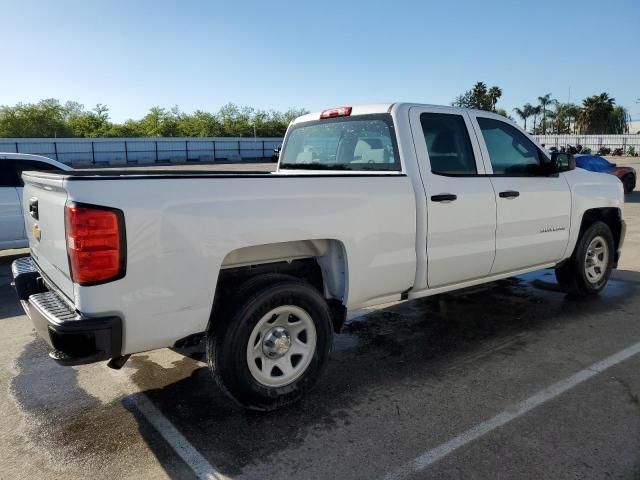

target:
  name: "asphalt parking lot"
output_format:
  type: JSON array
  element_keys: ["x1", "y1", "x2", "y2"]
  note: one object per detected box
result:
[{"x1": 1, "y1": 165, "x2": 639, "y2": 479}]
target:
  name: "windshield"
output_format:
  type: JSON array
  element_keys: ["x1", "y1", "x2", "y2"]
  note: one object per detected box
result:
[{"x1": 279, "y1": 114, "x2": 400, "y2": 171}]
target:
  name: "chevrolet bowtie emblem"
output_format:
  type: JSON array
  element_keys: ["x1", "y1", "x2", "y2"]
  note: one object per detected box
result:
[{"x1": 32, "y1": 223, "x2": 42, "y2": 242}]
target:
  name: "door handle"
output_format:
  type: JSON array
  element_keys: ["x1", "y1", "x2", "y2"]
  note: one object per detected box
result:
[
  {"x1": 29, "y1": 197, "x2": 39, "y2": 220},
  {"x1": 499, "y1": 190, "x2": 520, "y2": 199},
  {"x1": 431, "y1": 194, "x2": 457, "y2": 203}
]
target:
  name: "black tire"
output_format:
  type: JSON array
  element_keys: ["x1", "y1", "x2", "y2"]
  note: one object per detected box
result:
[
  {"x1": 622, "y1": 174, "x2": 635, "y2": 194},
  {"x1": 207, "y1": 275, "x2": 333, "y2": 411},
  {"x1": 555, "y1": 221, "x2": 614, "y2": 297}
]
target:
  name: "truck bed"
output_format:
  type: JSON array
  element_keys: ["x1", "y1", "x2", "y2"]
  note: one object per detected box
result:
[{"x1": 21, "y1": 169, "x2": 417, "y2": 355}]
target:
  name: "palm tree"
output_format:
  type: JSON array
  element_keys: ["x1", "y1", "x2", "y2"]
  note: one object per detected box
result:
[
  {"x1": 537, "y1": 93, "x2": 556, "y2": 134},
  {"x1": 565, "y1": 103, "x2": 580, "y2": 133},
  {"x1": 513, "y1": 103, "x2": 533, "y2": 131},
  {"x1": 609, "y1": 105, "x2": 630, "y2": 134},
  {"x1": 551, "y1": 102, "x2": 577, "y2": 134},
  {"x1": 531, "y1": 105, "x2": 542, "y2": 133},
  {"x1": 488, "y1": 86, "x2": 503, "y2": 112},
  {"x1": 578, "y1": 93, "x2": 616, "y2": 134}
]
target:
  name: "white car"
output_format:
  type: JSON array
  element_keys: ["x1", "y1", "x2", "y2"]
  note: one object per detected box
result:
[
  {"x1": 0, "y1": 153, "x2": 71, "y2": 249},
  {"x1": 12, "y1": 104, "x2": 625, "y2": 410}
]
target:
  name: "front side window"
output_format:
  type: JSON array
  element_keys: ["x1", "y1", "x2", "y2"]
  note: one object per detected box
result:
[
  {"x1": 279, "y1": 115, "x2": 400, "y2": 171},
  {"x1": 420, "y1": 113, "x2": 477, "y2": 175},
  {"x1": 477, "y1": 117, "x2": 543, "y2": 175}
]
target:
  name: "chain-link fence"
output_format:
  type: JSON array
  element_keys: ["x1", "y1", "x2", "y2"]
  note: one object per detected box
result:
[
  {"x1": 0, "y1": 137, "x2": 284, "y2": 166},
  {"x1": 533, "y1": 135, "x2": 640, "y2": 154}
]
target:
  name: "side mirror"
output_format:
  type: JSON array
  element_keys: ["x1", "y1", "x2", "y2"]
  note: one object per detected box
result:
[{"x1": 550, "y1": 151, "x2": 576, "y2": 173}]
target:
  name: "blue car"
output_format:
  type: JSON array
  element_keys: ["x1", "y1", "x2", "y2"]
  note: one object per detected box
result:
[{"x1": 574, "y1": 154, "x2": 636, "y2": 194}]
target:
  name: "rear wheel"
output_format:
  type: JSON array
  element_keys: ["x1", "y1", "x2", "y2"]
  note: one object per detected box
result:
[
  {"x1": 555, "y1": 221, "x2": 614, "y2": 297},
  {"x1": 622, "y1": 174, "x2": 635, "y2": 194},
  {"x1": 207, "y1": 275, "x2": 333, "y2": 411}
]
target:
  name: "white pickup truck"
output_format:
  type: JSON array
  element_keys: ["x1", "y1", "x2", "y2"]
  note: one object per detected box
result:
[{"x1": 12, "y1": 104, "x2": 625, "y2": 410}]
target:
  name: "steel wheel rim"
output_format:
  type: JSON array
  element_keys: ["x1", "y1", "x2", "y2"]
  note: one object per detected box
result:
[
  {"x1": 584, "y1": 236, "x2": 608, "y2": 284},
  {"x1": 246, "y1": 305, "x2": 317, "y2": 388}
]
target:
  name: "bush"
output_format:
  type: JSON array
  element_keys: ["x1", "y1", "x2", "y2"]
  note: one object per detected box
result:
[
  {"x1": 612, "y1": 148, "x2": 624, "y2": 156},
  {"x1": 598, "y1": 146, "x2": 611, "y2": 155},
  {"x1": 582, "y1": 147, "x2": 592, "y2": 154},
  {"x1": 566, "y1": 144, "x2": 580, "y2": 155},
  {"x1": 628, "y1": 146, "x2": 637, "y2": 157}
]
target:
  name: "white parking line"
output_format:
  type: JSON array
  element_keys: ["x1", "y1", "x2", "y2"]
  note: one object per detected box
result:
[
  {"x1": 384, "y1": 341, "x2": 640, "y2": 480},
  {"x1": 110, "y1": 369, "x2": 231, "y2": 480}
]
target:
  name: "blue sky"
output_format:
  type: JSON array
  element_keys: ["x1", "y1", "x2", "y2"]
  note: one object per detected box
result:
[{"x1": 2, "y1": 0, "x2": 639, "y2": 123}]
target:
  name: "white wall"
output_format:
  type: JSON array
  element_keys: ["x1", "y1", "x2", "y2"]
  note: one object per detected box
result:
[{"x1": 0, "y1": 137, "x2": 283, "y2": 166}]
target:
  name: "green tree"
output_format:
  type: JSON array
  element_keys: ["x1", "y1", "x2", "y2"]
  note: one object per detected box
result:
[
  {"x1": 487, "y1": 86, "x2": 503, "y2": 111},
  {"x1": 452, "y1": 82, "x2": 503, "y2": 111},
  {"x1": 577, "y1": 93, "x2": 617, "y2": 134},
  {"x1": 0, "y1": 98, "x2": 72, "y2": 137},
  {"x1": 530, "y1": 105, "x2": 541, "y2": 133},
  {"x1": 609, "y1": 105, "x2": 629, "y2": 134},
  {"x1": 0, "y1": 98, "x2": 309, "y2": 138},
  {"x1": 66, "y1": 104, "x2": 112, "y2": 137},
  {"x1": 513, "y1": 103, "x2": 533, "y2": 131},
  {"x1": 537, "y1": 93, "x2": 556, "y2": 134}
]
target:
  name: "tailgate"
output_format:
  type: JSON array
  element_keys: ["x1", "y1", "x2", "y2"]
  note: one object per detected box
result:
[{"x1": 22, "y1": 172, "x2": 75, "y2": 302}]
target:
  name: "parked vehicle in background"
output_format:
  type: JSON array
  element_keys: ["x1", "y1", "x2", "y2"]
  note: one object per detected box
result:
[
  {"x1": 0, "y1": 153, "x2": 71, "y2": 249},
  {"x1": 271, "y1": 145, "x2": 281, "y2": 162},
  {"x1": 575, "y1": 154, "x2": 636, "y2": 194},
  {"x1": 12, "y1": 104, "x2": 625, "y2": 410}
]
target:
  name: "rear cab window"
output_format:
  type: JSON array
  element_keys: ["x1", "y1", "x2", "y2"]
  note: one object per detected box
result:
[
  {"x1": 279, "y1": 114, "x2": 401, "y2": 171},
  {"x1": 13, "y1": 160, "x2": 60, "y2": 186},
  {"x1": 0, "y1": 162, "x2": 21, "y2": 187},
  {"x1": 1, "y1": 159, "x2": 60, "y2": 187}
]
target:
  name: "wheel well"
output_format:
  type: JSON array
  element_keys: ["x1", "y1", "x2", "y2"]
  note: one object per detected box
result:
[
  {"x1": 212, "y1": 240, "x2": 348, "y2": 333},
  {"x1": 579, "y1": 208, "x2": 623, "y2": 260}
]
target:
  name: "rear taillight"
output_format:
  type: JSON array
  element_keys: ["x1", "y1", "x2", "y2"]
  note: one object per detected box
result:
[
  {"x1": 65, "y1": 202, "x2": 125, "y2": 285},
  {"x1": 319, "y1": 106, "x2": 352, "y2": 119}
]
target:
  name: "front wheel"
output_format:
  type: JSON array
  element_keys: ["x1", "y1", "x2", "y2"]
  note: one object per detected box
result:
[
  {"x1": 207, "y1": 276, "x2": 333, "y2": 411},
  {"x1": 622, "y1": 174, "x2": 635, "y2": 194},
  {"x1": 555, "y1": 221, "x2": 614, "y2": 297}
]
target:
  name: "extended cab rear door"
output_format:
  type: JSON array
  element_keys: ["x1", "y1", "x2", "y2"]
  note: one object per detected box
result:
[
  {"x1": 468, "y1": 112, "x2": 571, "y2": 274},
  {"x1": 409, "y1": 106, "x2": 496, "y2": 288}
]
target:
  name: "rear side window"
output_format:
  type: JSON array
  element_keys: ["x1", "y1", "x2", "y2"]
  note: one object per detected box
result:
[
  {"x1": 477, "y1": 117, "x2": 542, "y2": 175},
  {"x1": 279, "y1": 114, "x2": 400, "y2": 171},
  {"x1": 420, "y1": 113, "x2": 477, "y2": 175},
  {"x1": 0, "y1": 162, "x2": 21, "y2": 187},
  {"x1": 12, "y1": 160, "x2": 60, "y2": 186}
]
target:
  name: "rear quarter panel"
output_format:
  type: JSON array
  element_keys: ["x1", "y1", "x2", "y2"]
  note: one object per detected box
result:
[{"x1": 64, "y1": 174, "x2": 417, "y2": 354}]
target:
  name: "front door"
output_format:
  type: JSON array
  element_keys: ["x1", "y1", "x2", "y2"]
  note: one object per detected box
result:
[
  {"x1": 469, "y1": 113, "x2": 571, "y2": 274},
  {"x1": 409, "y1": 106, "x2": 496, "y2": 288}
]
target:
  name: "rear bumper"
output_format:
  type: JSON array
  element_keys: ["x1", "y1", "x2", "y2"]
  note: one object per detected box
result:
[{"x1": 11, "y1": 257, "x2": 122, "y2": 366}]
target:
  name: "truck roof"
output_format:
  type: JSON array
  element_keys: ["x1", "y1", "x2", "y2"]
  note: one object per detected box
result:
[{"x1": 291, "y1": 103, "x2": 509, "y2": 125}]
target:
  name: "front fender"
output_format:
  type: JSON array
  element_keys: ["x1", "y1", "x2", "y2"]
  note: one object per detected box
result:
[{"x1": 562, "y1": 169, "x2": 624, "y2": 259}]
